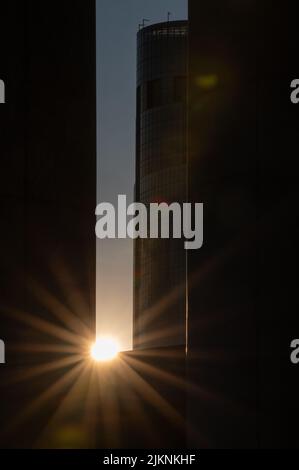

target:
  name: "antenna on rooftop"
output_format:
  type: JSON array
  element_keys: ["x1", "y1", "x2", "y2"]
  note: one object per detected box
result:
[
  {"x1": 142, "y1": 19, "x2": 150, "y2": 28},
  {"x1": 138, "y1": 19, "x2": 149, "y2": 31},
  {"x1": 167, "y1": 12, "x2": 172, "y2": 22}
]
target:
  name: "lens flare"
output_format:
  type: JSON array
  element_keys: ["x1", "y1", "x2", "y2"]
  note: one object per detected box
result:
[{"x1": 90, "y1": 337, "x2": 119, "y2": 362}]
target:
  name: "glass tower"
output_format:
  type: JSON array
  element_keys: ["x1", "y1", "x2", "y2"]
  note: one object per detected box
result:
[{"x1": 134, "y1": 21, "x2": 188, "y2": 349}]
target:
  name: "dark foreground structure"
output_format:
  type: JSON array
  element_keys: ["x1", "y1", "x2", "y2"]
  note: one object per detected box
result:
[
  {"x1": 0, "y1": 1, "x2": 96, "y2": 447},
  {"x1": 187, "y1": 0, "x2": 299, "y2": 448}
]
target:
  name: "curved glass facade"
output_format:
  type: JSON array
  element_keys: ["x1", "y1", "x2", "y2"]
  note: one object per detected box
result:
[{"x1": 134, "y1": 21, "x2": 188, "y2": 349}]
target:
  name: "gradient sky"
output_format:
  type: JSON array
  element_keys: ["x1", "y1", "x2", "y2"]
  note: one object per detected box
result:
[{"x1": 96, "y1": 0, "x2": 188, "y2": 351}]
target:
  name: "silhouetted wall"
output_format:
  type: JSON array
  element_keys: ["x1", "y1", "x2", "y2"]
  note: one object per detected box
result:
[
  {"x1": 0, "y1": 1, "x2": 96, "y2": 448},
  {"x1": 188, "y1": 0, "x2": 299, "y2": 449}
]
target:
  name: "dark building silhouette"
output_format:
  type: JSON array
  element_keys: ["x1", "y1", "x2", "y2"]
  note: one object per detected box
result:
[
  {"x1": 134, "y1": 20, "x2": 188, "y2": 349},
  {"x1": 187, "y1": 0, "x2": 258, "y2": 448},
  {"x1": 0, "y1": 1, "x2": 96, "y2": 448},
  {"x1": 187, "y1": 0, "x2": 299, "y2": 449}
]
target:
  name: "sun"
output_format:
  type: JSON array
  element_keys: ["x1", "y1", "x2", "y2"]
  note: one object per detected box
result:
[{"x1": 90, "y1": 337, "x2": 120, "y2": 362}]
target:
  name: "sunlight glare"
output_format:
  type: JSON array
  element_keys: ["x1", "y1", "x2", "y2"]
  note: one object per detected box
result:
[{"x1": 90, "y1": 337, "x2": 119, "y2": 362}]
